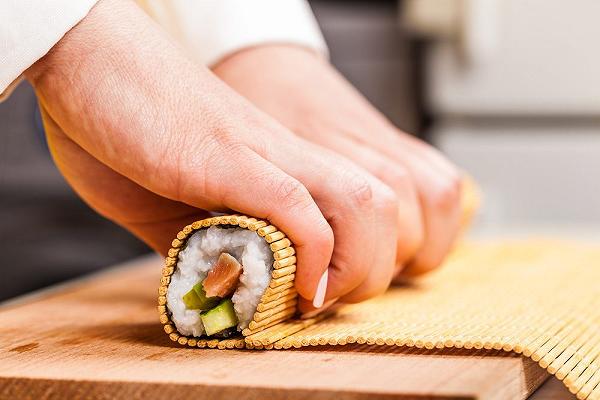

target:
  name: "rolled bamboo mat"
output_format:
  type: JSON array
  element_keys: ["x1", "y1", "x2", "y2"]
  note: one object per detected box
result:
[{"x1": 159, "y1": 214, "x2": 299, "y2": 349}]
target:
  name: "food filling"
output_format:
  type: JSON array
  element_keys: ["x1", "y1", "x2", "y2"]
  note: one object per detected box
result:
[
  {"x1": 166, "y1": 226, "x2": 273, "y2": 338},
  {"x1": 181, "y1": 252, "x2": 242, "y2": 337}
]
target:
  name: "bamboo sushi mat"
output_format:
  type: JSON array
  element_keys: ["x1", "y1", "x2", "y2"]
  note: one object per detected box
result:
[{"x1": 247, "y1": 239, "x2": 600, "y2": 400}]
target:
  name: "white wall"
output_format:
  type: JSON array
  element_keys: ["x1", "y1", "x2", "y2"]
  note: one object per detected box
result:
[
  {"x1": 434, "y1": 122, "x2": 600, "y2": 232},
  {"x1": 425, "y1": 0, "x2": 600, "y2": 116}
]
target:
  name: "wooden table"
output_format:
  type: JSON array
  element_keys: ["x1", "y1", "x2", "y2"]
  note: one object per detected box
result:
[{"x1": 0, "y1": 255, "x2": 574, "y2": 399}]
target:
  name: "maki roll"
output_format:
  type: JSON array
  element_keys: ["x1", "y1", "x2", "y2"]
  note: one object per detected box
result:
[{"x1": 158, "y1": 215, "x2": 299, "y2": 348}]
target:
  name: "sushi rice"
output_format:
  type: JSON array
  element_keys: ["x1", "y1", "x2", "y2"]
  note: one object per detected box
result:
[{"x1": 166, "y1": 226, "x2": 273, "y2": 337}]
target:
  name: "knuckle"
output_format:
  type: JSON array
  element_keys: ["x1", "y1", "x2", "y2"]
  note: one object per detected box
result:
[
  {"x1": 315, "y1": 221, "x2": 335, "y2": 253},
  {"x1": 273, "y1": 177, "x2": 313, "y2": 210},
  {"x1": 430, "y1": 176, "x2": 461, "y2": 211},
  {"x1": 345, "y1": 176, "x2": 374, "y2": 209},
  {"x1": 343, "y1": 171, "x2": 400, "y2": 216},
  {"x1": 372, "y1": 182, "x2": 400, "y2": 217},
  {"x1": 184, "y1": 133, "x2": 224, "y2": 175},
  {"x1": 387, "y1": 166, "x2": 412, "y2": 188},
  {"x1": 190, "y1": 136, "x2": 250, "y2": 202},
  {"x1": 194, "y1": 128, "x2": 248, "y2": 164},
  {"x1": 213, "y1": 136, "x2": 250, "y2": 162}
]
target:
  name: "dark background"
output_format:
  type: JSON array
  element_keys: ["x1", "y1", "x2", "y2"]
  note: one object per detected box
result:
[{"x1": 0, "y1": 0, "x2": 421, "y2": 301}]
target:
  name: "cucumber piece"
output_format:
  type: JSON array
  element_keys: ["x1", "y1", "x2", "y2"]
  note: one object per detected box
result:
[
  {"x1": 182, "y1": 282, "x2": 220, "y2": 310},
  {"x1": 201, "y1": 299, "x2": 239, "y2": 336},
  {"x1": 193, "y1": 282, "x2": 221, "y2": 309},
  {"x1": 182, "y1": 288, "x2": 202, "y2": 309}
]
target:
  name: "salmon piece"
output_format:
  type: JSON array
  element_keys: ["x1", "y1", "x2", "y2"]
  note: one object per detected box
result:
[{"x1": 203, "y1": 252, "x2": 243, "y2": 298}]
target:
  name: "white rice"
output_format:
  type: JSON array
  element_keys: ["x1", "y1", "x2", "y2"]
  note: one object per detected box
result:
[{"x1": 166, "y1": 226, "x2": 273, "y2": 337}]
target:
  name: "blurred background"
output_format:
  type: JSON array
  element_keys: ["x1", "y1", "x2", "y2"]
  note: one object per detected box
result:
[{"x1": 1, "y1": 0, "x2": 599, "y2": 301}]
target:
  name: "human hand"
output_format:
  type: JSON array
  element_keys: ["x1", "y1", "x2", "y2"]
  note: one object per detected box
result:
[
  {"x1": 213, "y1": 45, "x2": 464, "y2": 281},
  {"x1": 27, "y1": 0, "x2": 403, "y2": 312}
]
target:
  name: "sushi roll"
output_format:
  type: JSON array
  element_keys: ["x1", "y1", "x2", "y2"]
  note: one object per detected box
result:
[{"x1": 158, "y1": 215, "x2": 299, "y2": 348}]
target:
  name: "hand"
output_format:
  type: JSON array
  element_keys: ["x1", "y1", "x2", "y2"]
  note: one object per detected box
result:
[
  {"x1": 213, "y1": 45, "x2": 463, "y2": 280},
  {"x1": 27, "y1": 0, "x2": 402, "y2": 312}
]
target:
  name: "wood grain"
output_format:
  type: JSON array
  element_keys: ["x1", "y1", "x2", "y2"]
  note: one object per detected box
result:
[
  {"x1": 530, "y1": 378, "x2": 575, "y2": 400},
  {"x1": 0, "y1": 255, "x2": 549, "y2": 399}
]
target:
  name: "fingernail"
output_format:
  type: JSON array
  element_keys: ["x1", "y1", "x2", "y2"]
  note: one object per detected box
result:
[
  {"x1": 301, "y1": 297, "x2": 339, "y2": 319},
  {"x1": 312, "y1": 268, "x2": 328, "y2": 308}
]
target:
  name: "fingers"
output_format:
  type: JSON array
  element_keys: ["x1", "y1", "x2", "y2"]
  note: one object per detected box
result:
[
  {"x1": 177, "y1": 144, "x2": 336, "y2": 302},
  {"x1": 396, "y1": 155, "x2": 462, "y2": 277},
  {"x1": 395, "y1": 131, "x2": 460, "y2": 180},
  {"x1": 318, "y1": 127, "x2": 462, "y2": 279},
  {"x1": 259, "y1": 138, "x2": 399, "y2": 307},
  {"x1": 213, "y1": 45, "x2": 464, "y2": 280},
  {"x1": 358, "y1": 127, "x2": 463, "y2": 277},
  {"x1": 320, "y1": 135, "x2": 424, "y2": 267}
]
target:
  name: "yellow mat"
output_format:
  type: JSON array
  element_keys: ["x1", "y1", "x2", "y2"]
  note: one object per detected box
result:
[{"x1": 248, "y1": 239, "x2": 600, "y2": 399}]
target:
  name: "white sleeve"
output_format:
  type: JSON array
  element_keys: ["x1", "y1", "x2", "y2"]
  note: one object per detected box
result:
[
  {"x1": 138, "y1": 0, "x2": 328, "y2": 66},
  {"x1": 0, "y1": 0, "x2": 99, "y2": 102}
]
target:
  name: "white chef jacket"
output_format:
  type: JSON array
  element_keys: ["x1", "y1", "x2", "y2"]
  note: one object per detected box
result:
[{"x1": 0, "y1": 0, "x2": 327, "y2": 102}]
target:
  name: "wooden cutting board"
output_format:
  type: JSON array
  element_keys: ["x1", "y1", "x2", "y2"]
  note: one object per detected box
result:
[{"x1": 0, "y1": 255, "x2": 553, "y2": 399}]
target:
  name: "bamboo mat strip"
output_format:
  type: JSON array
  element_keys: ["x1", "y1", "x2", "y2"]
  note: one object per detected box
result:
[{"x1": 263, "y1": 240, "x2": 600, "y2": 400}]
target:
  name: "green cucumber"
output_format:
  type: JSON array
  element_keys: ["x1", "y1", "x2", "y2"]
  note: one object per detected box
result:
[
  {"x1": 201, "y1": 299, "x2": 239, "y2": 336},
  {"x1": 182, "y1": 281, "x2": 220, "y2": 310}
]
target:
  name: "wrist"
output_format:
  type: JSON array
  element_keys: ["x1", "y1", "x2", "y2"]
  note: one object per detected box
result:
[{"x1": 26, "y1": 0, "x2": 123, "y2": 85}]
